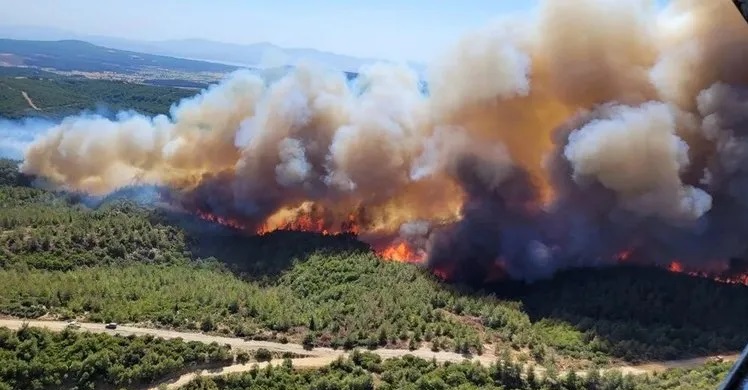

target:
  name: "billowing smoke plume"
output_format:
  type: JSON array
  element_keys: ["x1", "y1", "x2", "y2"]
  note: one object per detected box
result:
[{"x1": 14, "y1": 0, "x2": 748, "y2": 282}]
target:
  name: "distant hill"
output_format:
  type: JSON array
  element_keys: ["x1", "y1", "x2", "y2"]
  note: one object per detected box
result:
[
  {"x1": 0, "y1": 25, "x2": 426, "y2": 74},
  {"x1": 86, "y1": 37, "x2": 398, "y2": 73},
  {"x1": 0, "y1": 39, "x2": 239, "y2": 74},
  {"x1": 0, "y1": 70, "x2": 196, "y2": 120}
]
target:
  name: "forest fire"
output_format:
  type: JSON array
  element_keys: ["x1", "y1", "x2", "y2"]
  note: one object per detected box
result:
[
  {"x1": 19, "y1": 1, "x2": 748, "y2": 287},
  {"x1": 715, "y1": 274, "x2": 748, "y2": 286},
  {"x1": 256, "y1": 214, "x2": 329, "y2": 235},
  {"x1": 194, "y1": 204, "x2": 428, "y2": 266},
  {"x1": 254, "y1": 204, "x2": 363, "y2": 236},
  {"x1": 194, "y1": 203, "x2": 748, "y2": 287},
  {"x1": 665, "y1": 260, "x2": 748, "y2": 286},
  {"x1": 195, "y1": 210, "x2": 246, "y2": 230},
  {"x1": 615, "y1": 252, "x2": 748, "y2": 287},
  {"x1": 616, "y1": 250, "x2": 632, "y2": 263},
  {"x1": 377, "y1": 241, "x2": 425, "y2": 264}
]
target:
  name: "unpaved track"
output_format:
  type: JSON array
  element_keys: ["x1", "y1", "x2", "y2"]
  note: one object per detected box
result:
[
  {"x1": 147, "y1": 356, "x2": 344, "y2": 390},
  {"x1": 21, "y1": 91, "x2": 41, "y2": 110},
  {"x1": 0, "y1": 319, "x2": 328, "y2": 357},
  {"x1": 0, "y1": 319, "x2": 738, "y2": 389}
]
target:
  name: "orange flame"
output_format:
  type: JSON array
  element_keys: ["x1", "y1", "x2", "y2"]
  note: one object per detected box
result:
[
  {"x1": 616, "y1": 250, "x2": 632, "y2": 263},
  {"x1": 713, "y1": 274, "x2": 748, "y2": 286},
  {"x1": 378, "y1": 242, "x2": 425, "y2": 264},
  {"x1": 196, "y1": 210, "x2": 246, "y2": 230},
  {"x1": 665, "y1": 259, "x2": 748, "y2": 286},
  {"x1": 194, "y1": 209, "x2": 748, "y2": 286},
  {"x1": 257, "y1": 214, "x2": 329, "y2": 235},
  {"x1": 255, "y1": 205, "x2": 361, "y2": 236}
]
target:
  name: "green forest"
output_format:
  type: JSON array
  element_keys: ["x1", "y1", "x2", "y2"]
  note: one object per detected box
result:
[
  {"x1": 0, "y1": 72, "x2": 195, "y2": 119},
  {"x1": 181, "y1": 350, "x2": 732, "y2": 390},
  {"x1": 0, "y1": 158, "x2": 742, "y2": 388},
  {"x1": 0, "y1": 325, "x2": 233, "y2": 390},
  {"x1": 0, "y1": 39, "x2": 236, "y2": 74}
]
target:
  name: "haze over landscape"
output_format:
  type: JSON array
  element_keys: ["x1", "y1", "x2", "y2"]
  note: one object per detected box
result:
[
  {"x1": 0, "y1": 1, "x2": 747, "y2": 389},
  {"x1": 0, "y1": 0, "x2": 541, "y2": 70}
]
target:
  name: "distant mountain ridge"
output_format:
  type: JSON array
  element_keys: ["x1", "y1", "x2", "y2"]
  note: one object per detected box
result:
[
  {"x1": 0, "y1": 38, "x2": 238, "y2": 74},
  {"x1": 0, "y1": 25, "x2": 424, "y2": 73}
]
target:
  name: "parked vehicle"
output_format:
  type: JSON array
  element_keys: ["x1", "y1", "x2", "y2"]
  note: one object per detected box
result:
[{"x1": 105, "y1": 322, "x2": 117, "y2": 329}]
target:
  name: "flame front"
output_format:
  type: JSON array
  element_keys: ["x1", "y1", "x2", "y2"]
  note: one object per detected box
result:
[
  {"x1": 195, "y1": 206, "x2": 748, "y2": 287},
  {"x1": 252, "y1": 202, "x2": 366, "y2": 236},
  {"x1": 616, "y1": 250, "x2": 632, "y2": 263},
  {"x1": 196, "y1": 203, "x2": 425, "y2": 265},
  {"x1": 18, "y1": 0, "x2": 748, "y2": 286},
  {"x1": 378, "y1": 242, "x2": 425, "y2": 264},
  {"x1": 196, "y1": 210, "x2": 246, "y2": 230},
  {"x1": 668, "y1": 261, "x2": 684, "y2": 273},
  {"x1": 665, "y1": 259, "x2": 748, "y2": 286}
]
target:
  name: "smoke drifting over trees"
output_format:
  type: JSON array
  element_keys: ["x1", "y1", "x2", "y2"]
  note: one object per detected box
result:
[{"x1": 15, "y1": 0, "x2": 748, "y2": 282}]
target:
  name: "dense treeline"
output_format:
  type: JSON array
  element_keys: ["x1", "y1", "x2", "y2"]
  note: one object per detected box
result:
[
  {"x1": 0, "y1": 325, "x2": 233, "y2": 390},
  {"x1": 0, "y1": 254, "x2": 526, "y2": 360},
  {"x1": 0, "y1": 161, "x2": 520, "y2": 359},
  {"x1": 517, "y1": 267, "x2": 748, "y2": 362},
  {"x1": 0, "y1": 39, "x2": 236, "y2": 74},
  {"x1": 181, "y1": 351, "x2": 731, "y2": 390},
  {"x1": 0, "y1": 159, "x2": 30, "y2": 187},
  {"x1": 0, "y1": 162, "x2": 191, "y2": 270},
  {"x1": 145, "y1": 79, "x2": 211, "y2": 89},
  {"x1": 0, "y1": 74, "x2": 195, "y2": 118},
  {"x1": 1, "y1": 158, "x2": 747, "y2": 366},
  {"x1": 0, "y1": 192, "x2": 191, "y2": 270}
]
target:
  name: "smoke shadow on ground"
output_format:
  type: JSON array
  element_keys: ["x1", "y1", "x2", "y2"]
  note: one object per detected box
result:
[
  {"x1": 487, "y1": 266, "x2": 748, "y2": 362},
  {"x1": 152, "y1": 209, "x2": 371, "y2": 281}
]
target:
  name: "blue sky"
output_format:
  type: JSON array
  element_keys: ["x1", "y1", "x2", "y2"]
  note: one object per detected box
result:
[
  {"x1": 1, "y1": 0, "x2": 669, "y2": 62},
  {"x1": 1, "y1": 0, "x2": 535, "y2": 61}
]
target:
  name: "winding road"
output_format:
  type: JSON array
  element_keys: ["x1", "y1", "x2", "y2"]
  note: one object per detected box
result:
[
  {"x1": 21, "y1": 91, "x2": 41, "y2": 111},
  {"x1": 0, "y1": 319, "x2": 738, "y2": 389}
]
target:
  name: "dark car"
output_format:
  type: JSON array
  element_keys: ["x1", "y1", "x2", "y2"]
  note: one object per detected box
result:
[{"x1": 105, "y1": 323, "x2": 117, "y2": 329}]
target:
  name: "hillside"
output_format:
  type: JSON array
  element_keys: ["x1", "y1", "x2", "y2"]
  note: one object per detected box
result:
[
  {"x1": 0, "y1": 326, "x2": 234, "y2": 389},
  {"x1": 0, "y1": 25, "x2": 428, "y2": 73},
  {"x1": 1, "y1": 3, "x2": 746, "y2": 389},
  {"x1": 1, "y1": 159, "x2": 746, "y2": 373},
  {"x1": 0, "y1": 39, "x2": 238, "y2": 74},
  {"x1": 180, "y1": 351, "x2": 733, "y2": 390},
  {"x1": 0, "y1": 325, "x2": 732, "y2": 390},
  {"x1": 0, "y1": 70, "x2": 196, "y2": 119}
]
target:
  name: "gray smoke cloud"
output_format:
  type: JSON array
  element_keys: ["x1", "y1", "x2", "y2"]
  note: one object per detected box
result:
[{"x1": 12, "y1": 0, "x2": 748, "y2": 282}]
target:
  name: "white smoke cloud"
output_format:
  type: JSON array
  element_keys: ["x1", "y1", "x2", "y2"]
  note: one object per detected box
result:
[
  {"x1": 11, "y1": 0, "x2": 748, "y2": 280},
  {"x1": 563, "y1": 102, "x2": 712, "y2": 220}
]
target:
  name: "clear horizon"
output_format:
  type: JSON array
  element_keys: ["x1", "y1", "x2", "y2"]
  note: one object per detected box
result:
[{"x1": 0, "y1": 0, "x2": 669, "y2": 63}]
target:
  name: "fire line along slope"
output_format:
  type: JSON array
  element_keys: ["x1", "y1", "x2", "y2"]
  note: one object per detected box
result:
[
  {"x1": 17, "y1": 0, "x2": 748, "y2": 286},
  {"x1": 2, "y1": 0, "x2": 748, "y2": 388},
  {"x1": 2, "y1": 158, "x2": 748, "y2": 370}
]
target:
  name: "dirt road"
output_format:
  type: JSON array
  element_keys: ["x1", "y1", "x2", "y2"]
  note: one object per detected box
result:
[
  {"x1": 614, "y1": 354, "x2": 740, "y2": 375},
  {"x1": 147, "y1": 356, "x2": 345, "y2": 389},
  {"x1": 146, "y1": 351, "x2": 739, "y2": 390},
  {"x1": 0, "y1": 319, "x2": 330, "y2": 357},
  {"x1": 0, "y1": 319, "x2": 738, "y2": 389},
  {"x1": 21, "y1": 91, "x2": 41, "y2": 110}
]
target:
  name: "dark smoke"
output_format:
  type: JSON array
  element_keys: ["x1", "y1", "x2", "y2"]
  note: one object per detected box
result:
[{"x1": 12, "y1": 0, "x2": 748, "y2": 284}]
